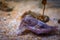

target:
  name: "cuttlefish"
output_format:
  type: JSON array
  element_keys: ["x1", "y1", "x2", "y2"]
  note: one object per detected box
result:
[{"x1": 19, "y1": 15, "x2": 57, "y2": 35}]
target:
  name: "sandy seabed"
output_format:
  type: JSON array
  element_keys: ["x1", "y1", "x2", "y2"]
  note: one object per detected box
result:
[{"x1": 0, "y1": 1, "x2": 60, "y2": 40}]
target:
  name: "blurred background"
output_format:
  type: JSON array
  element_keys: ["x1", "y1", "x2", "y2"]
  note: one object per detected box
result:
[{"x1": 0, "y1": 0, "x2": 60, "y2": 40}]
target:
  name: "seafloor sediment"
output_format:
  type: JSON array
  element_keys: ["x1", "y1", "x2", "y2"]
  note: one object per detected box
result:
[{"x1": 0, "y1": 1, "x2": 60, "y2": 40}]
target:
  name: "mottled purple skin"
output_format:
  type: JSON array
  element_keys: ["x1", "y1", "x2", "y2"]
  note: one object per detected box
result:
[{"x1": 20, "y1": 15, "x2": 57, "y2": 34}]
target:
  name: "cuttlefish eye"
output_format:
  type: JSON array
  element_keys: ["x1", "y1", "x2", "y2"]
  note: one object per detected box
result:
[{"x1": 24, "y1": 17, "x2": 38, "y2": 26}]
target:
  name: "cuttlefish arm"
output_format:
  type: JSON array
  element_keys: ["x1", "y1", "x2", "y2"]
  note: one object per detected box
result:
[{"x1": 19, "y1": 15, "x2": 57, "y2": 34}]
